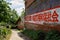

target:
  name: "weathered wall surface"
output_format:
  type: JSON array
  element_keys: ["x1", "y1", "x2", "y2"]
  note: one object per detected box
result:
[
  {"x1": 25, "y1": 7, "x2": 60, "y2": 31},
  {"x1": 25, "y1": 22, "x2": 60, "y2": 32},
  {"x1": 25, "y1": 0, "x2": 60, "y2": 31},
  {"x1": 25, "y1": 0, "x2": 34, "y2": 8},
  {"x1": 26, "y1": 0, "x2": 60, "y2": 16}
]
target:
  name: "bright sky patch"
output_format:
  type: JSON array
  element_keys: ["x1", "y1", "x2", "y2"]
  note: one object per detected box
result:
[{"x1": 6, "y1": 0, "x2": 25, "y2": 16}]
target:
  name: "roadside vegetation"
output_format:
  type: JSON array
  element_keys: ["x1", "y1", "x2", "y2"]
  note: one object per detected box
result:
[
  {"x1": 0, "y1": 0, "x2": 19, "y2": 40},
  {"x1": 21, "y1": 29, "x2": 60, "y2": 40},
  {"x1": 0, "y1": 27, "x2": 11, "y2": 40}
]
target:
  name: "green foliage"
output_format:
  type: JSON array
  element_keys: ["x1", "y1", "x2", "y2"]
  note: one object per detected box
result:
[
  {"x1": 22, "y1": 29, "x2": 45, "y2": 40},
  {"x1": 10, "y1": 9, "x2": 19, "y2": 24},
  {"x1": 0, "y1": 0, "x2": 19, "y2": 25},
  {"x1": 0, "y1": 0, "x2": 18, "y2": 40},
  {"x1": 45, "y1": 30, "x2": 60, "y2": 40},
  {"x1": 22, "y1": 29, "x2": 60, "y2": 40},
  {"x1": 0, "y1": 0, "x2": 11, "y2": 22},
  {"x1": 21, "y1": 8, "x2": 25, "y2": 17},
  {"x1": 20, "y1": 8, "x2": 25, "y2": 22},
  {"x1": 0, "y1": 27, "x2": 11, "y2": 40}
]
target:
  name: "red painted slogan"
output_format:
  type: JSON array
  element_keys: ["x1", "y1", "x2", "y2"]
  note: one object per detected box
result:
[{"x1": 25, "y1": 10, "x2": 59, "y2": 22}]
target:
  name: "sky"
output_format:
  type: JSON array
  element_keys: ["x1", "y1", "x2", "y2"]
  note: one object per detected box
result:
[{"x1": 6, "y1": 0, "x2": 25, "y2": 16}]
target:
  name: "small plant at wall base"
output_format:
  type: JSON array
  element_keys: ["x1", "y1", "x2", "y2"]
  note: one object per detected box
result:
[
  {"x1": 45, "y1": 30, "x2": 60, "y2": 40},
  {"x1": 22, "y1": 29, "x2": 46, "y2": 40},
  {"x1": 22, "y1": 29, "x2": 60, "y2": 40}
]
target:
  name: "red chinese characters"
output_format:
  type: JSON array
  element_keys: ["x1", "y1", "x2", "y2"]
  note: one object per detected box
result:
[
  {"x1": 52, "y1": 11, "x2": 58, "y2": 22},
  {"x1": 38, "y1": 14, "x2": 44, "y2": 21},
  {"x1": 25, "y1": 10, "x2": 59, "y2": 22},
  {"x1": 32, "y1": 15, "x2": 38, "y2": 21},
  {"x1": 25, "y1": 15, "x2": 31, "y2": 21},
  {"x1": 43, "y1": 12, "x2": 51, "y2": 22}
]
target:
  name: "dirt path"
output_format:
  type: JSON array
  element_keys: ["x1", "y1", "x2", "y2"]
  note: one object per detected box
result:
[{"x1": 9, "y1": 29, "x2": 30, "y2": 40}]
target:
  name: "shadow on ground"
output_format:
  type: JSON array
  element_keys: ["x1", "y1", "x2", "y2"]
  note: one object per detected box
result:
[{"x1": 18, "y1": 32, "x2": 31, "y2": 40}]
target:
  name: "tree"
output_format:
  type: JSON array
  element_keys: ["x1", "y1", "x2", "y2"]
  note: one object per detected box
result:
[
  {"x1": 0, "y1": 0, "x2": 19, "y2": 26},
  {"x1": 0, "y1": 0, "x2": 11, "y2": 22},
  {"x1": 21, "y1": 8, "x2": 25, "y2": 22},
  {"x1": 9, "y1": 9, "x2": 19, "y2": 24}
]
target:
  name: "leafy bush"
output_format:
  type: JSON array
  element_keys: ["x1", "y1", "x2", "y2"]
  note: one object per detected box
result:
[
  {"x1": 45, "y1": 30, "x2": 60, "y2": 40},
  {"x1": 38, "y1": 31, "x2": 46, "y2": 40},
  {"x1": 0, "y1": 27, "x2": 11, "y2": 40},
  {"x1": 22, "y1": 29, "x2": 60, "y2": 40},
  {"x1": 22, "y1": 29, "x2": 46, "y2": 40}
]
